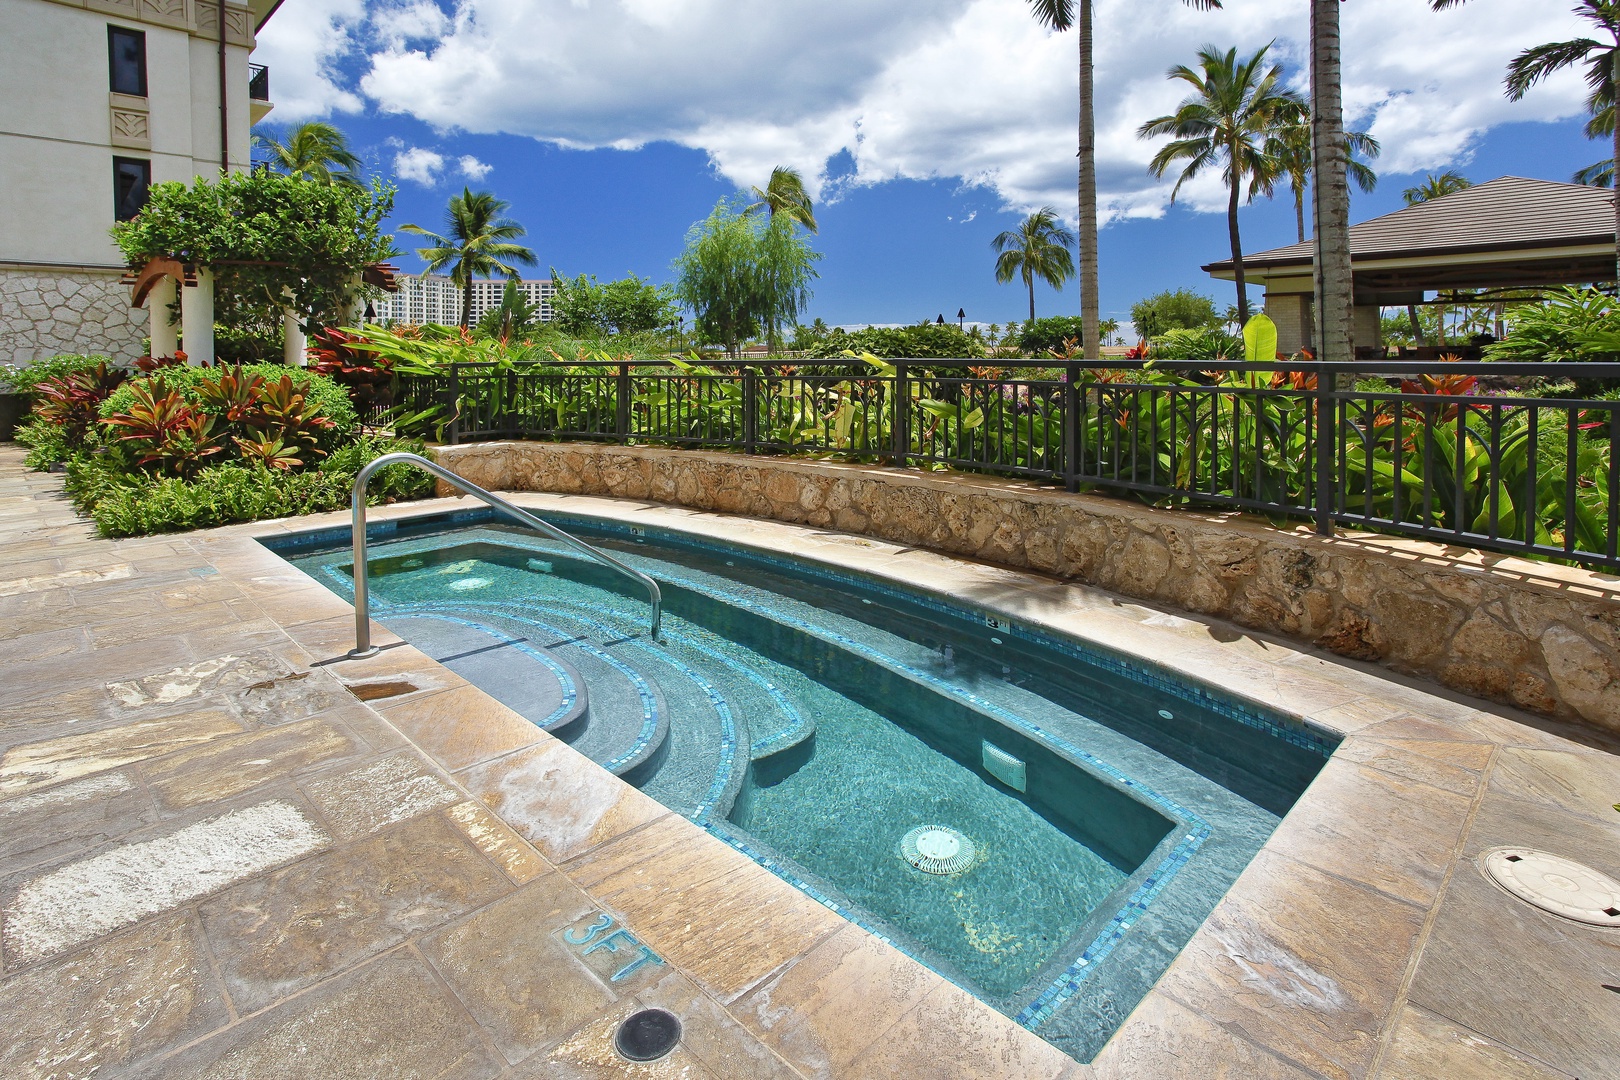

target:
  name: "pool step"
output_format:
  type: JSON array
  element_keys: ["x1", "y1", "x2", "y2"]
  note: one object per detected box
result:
[{"x1": 386, "y1": 613, "x2": 587, "y2": 732}]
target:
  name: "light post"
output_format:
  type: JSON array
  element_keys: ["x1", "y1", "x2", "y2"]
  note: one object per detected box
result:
[{"x1": 957, "y1": 308, "x2": 965, "y2": 331}]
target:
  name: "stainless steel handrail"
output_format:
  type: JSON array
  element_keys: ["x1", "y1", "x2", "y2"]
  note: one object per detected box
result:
[{"x1": 348, "y1": 452, "x2": 661, "y2": 656}]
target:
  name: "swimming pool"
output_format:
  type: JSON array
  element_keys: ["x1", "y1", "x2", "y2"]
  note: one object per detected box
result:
[{"x1": 266, "y1": 507, "x2": 1336, "y2": 1061}]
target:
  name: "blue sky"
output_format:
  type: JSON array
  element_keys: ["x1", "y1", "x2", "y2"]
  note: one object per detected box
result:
[{"x1": 253, "y1": 0, "x2": 1596, "y2": 331}]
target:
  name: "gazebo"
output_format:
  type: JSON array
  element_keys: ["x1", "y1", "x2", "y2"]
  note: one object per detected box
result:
[{"x1": 1203, "y1": 176, "x2": 1618, "y2": 357}]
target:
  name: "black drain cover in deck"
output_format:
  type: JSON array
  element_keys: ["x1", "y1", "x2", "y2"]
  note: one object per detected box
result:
[{"x1": 614, "y1": 1008, "x2": 681, "y2": 1061}]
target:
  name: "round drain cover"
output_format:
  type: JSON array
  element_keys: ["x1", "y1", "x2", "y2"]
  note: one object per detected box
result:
[
  {"x1": 900, "y1": 825, "x2": 978, "y2": 875},
  {"x1": 1481, "y1": 848, "x2": 1620, "y2": 928},
  {"x1": 614, "y1": 1008, "x2": 681, "y2": 1062}
]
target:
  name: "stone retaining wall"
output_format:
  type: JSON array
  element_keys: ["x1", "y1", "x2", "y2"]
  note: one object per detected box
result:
[
  {"x1": 1, "y1": 265, "x2": 145, "y2": 365},
  {"x1": 434, "y1": 441, "x2": 1620, "y2": 734}
]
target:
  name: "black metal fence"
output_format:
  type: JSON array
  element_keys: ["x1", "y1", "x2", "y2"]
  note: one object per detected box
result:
[{"x1": 390, "y1": 358, "x2": 1620, "y2": 571}]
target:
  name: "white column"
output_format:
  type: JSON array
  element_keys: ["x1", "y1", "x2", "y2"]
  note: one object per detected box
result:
[
  {"x1": 148, "y1": 276, "x2": 179, "y2": 359},
  {"x1": 179, "y1": 267, "x2": 214, "y2": 365},
  {"x1": 282, "y1": 308, "x2": 307, "y2": 366}
]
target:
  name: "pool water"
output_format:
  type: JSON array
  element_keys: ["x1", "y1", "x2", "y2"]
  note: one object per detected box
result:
[{"x1": 270, "y1": 509, "x2": 1335, "y2": 1061}]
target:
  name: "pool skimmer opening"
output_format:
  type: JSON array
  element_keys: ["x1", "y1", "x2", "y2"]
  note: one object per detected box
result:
[
  {"x1": 901, "y1": 825, "x2": 979, "y2": 875},
  {"x1": 614, "y1": 1008, "x2": 681, "y2": 1061},
  {"x1": 1481, "y1": 848, "x2": 1620, "y2": 928}
]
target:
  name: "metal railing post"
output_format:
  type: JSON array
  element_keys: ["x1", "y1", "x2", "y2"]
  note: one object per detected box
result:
[
  {"x1": 892, "y1": 362, "x2": 911, "y2": 468},
  {"x1": 742, "y1": 366, "x2": 758, "y2": 455},
  {"x1": 1063, "y1": 361, "x2": 1081, "y2": 493},
  {"x1": 447, "y1": 364, "x2": 461, "y2": 445},
  {"x1": 615, "y1": 363, "x2": 630, "y2": 442},
  {"x1": 348, "y1": 452, "x2": 662, "y2": 657},
  {"x1": 1313, "y1": 364, "x2": 1334, "y2": 536}
]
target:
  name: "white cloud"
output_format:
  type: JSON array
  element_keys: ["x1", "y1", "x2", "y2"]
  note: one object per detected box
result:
[
  {"x1": 250, "y1": 0, "x2": 366, "y2": 122},
  {"x1": 458, "y1": 154, "x2": 493, "y2": 180},
  {"x1": 393, "y1": 146, "x2": 446, "y2": 185},
  {"x1": 261, "y1": 0, "x2": 1593, "y2": 219}
]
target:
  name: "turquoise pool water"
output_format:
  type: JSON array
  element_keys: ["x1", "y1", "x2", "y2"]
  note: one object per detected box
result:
[{"x1": 268, "y1": 508, "x2": 1335, "y2": 1061}]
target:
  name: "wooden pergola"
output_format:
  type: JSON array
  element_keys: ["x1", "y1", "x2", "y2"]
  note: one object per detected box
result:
[{"x1": 1203, "y1": 176, "x2": 1617, "y2": 356}]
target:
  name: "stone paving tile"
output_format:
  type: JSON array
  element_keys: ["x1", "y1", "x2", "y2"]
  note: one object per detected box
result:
[
  {"x1": 1333, "y1": 736, "x2": 1490, "y2": 798},
  {"x1": 0, "y1": 768, "x2": 158, "y2": 874},
  {"x1": 445, "y1": 800, "x2": 550, "y2": 884},
  {"x1": 1089, "y1": 990, "x2": 1320, "y2": 1080},
  {"x1": 460, "y1": 737, "x2": 668, "y2": 864},
  {"x1": 0, "y1": 624, "x2": 89, "y2": 666},
  {"x1": 842, "y1": 978, "x2": 1075, "y2": 1080},
  {"x1": 419, "y1": 869, "x2": 613, "y2": 1064},
  {"x1": 1261, "y1": 755, "x2": 1474, "y2": 908},
  {"x1": 1406, "y1": 795, "x2": 1620, "y2": 1079},
  {"x1": 1154, "y1": 849, "x2": 1426, "y2": 1080},
  {"x1": 2, "y1": 795, "x2": 330, "y2": 968},
  {"x1": 1485, "y1": 743, "x2": 1620, "y2": 829},
  {"x1": 299, "y1": 748, "x2": 462, "y2": 840},
  {"x1": 0, "y1": 912, "x2": 230, "y2": 1080},
  {"x1": 379, "y1": 684, "x2": 547, "y2": 772},
  {"x1": 508, "y1": 996, "x2": 721, "y2": 1080},
  {"x1": 733, "y1": 923, "x2": 939, "y2": 1078},
  {"x1": 0, "y1": 707, "x2": 244, "y2": 798},
  {"x1": 125, "y1": 950, "x2": 504, "y2": 1080},
  {"x1": 636, "y1": 967, "x2": 808, "y2": 1080},
  {"x1": 1, "y1": 634, "x2": 200, "y2": 706},
  {"x1": 1374, "y1": 1005, "x2": 1573, "y2": 1079},
  {"x1": 201, "y1": 811, "x2": 510, "y2": 1014},
  {"x1": 140, "y1": 715, "x2": 367, "y2": 811}
]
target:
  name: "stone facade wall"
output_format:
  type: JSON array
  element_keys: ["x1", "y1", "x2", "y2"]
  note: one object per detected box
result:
[
  {"x1": 434, "y1": 442, "x2": 1620, "y2": 735},
  {"x1": 1, "y1": 266, "x2": 145, "y2": 365}
]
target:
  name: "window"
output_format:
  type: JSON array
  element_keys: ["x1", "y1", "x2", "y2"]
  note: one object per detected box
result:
[
  {"x1": 113, "y1": 157, "x2": 150, "y2": 221},
  {"x1": 108, "y1": 27, "x2": 146, "y2": 96}
]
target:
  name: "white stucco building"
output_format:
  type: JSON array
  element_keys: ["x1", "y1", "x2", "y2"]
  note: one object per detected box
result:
[
  {"x1": 372, "y1": 275, "x2": 557, "y2": 327},
  {"x1": 0, "y1": 0, "x2": 277, "y2": 364}
]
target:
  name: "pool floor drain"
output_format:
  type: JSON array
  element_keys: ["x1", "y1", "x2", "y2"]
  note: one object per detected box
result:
[
  {"x1": 1482, "y1": 848, "x2": 1620, "y2": 928},
  {"x1": 900, "y1": 825, "x2": 978, "y2": 875},
  {"x1": 614, "y1": 1008, "x2": 681, "y2": 1061}
]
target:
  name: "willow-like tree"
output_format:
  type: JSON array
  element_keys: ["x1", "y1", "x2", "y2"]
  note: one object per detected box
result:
[
  {"x1": 674, "y1": 199, "x2": 819, "y2": 359},
  {"x1": 1025, "y1": 0, "x2": 1221, "y2": 361},
  {"x1": 399, "y1": 188, "x2": 536, "y2": 327},
  {"x1": 1272, "y1": 116, "x2": 1379, "y2": 244},
  {"x1": 991, "y1": 208, "x2": 1076, "y2": 324},
  {"x1": 1139, "y1": 43, "x2": 1305, "y2": 325},
  {"x1": 252, "y1": 121, "x2": 363, "y2": 188},
  {"x1": 747, "y1": 167, "x2": 818, "y2": 234}
]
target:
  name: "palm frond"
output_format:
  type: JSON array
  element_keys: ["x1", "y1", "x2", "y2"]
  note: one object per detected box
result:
[
  {"x1": 1025, "y1": 0, "x2": 1073, "y2": 32},
  {"x1": 1505, "y1": 38, "x2": 1604, "y2": 101}
]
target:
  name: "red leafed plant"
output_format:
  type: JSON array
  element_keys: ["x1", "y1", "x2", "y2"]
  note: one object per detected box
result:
[
  {"x1": 194, "y1": 366, "x2": 266, "y2": 424},
  {"x1": 34, "y1": 363, "x2": 128, "y2": 448},
  {"x1": 134, "y1": 352, "x2": 187, "y2": 373},
  {"x1": 101, "y1": 379, "x2": 222, "y2": 477},
  {"x1": 231, "y1": 431, "x2": 305, "y2": 470},
  {"x1": 309, "y1": 327, "x2": 394, "y2": 414},
  {"x1": 245, "y1": 374, "x2": 336, "y2": 454}
]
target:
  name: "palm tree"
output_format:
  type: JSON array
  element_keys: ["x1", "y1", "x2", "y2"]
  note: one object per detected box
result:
[
  {"x1": 747, "y1": 167, "x2": 818, "y2": 233},
  {"x1": 1026, "y1": 0, "x2": 1221, "y2": 361},
  {"x1": 1401, "y1": 171, "x2": 1473, "y2": 205},
  {"x1": 399, "y1": 188, "x2": 537, "y2": 327},
  {"x1": 1138, "y1": 44, "x2": 1306, "y2": 325},
  {"x1": 991, "y1": 208, "x2": 1076, "y2": 323},
  {"x1": 252, "y1": 121, "x2": 363, "y2": 187},
  {"x1": 1310, "y1": 0, "x2": 1356, "y2": 369},
  {"x1": 1272, "y1": 116, "x2": 1379, "y2": 244},
  {"x1": 1434, "y1": 0, "x2": 1620, "y2": 279}
]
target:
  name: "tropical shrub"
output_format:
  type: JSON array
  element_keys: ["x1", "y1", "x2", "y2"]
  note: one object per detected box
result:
[
  {"x1": 802, "y1": 323, "x2": 986, "y2": 360},
  {"x1": 1017, "y1": 316, "x2": 1122, "y2": 356},
  {"x1": 549, "y1": 272, "x2": 680, "y2": 337},
  {"x1": 65, "y1": 435, "x2": 433, "y2": 537},
  {"x1": 1148, "y1": 327, "x2": 1244, "y2": 362},
  {"x1": 4, "y1": 354, "x2": 120, "y2": 401},
  {"x1": 99, "y1": 363, "x2": 356, "y2": 451}
]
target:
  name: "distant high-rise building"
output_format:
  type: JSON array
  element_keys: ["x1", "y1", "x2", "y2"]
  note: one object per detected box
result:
[{"x1": 371, "y1": 274, "x2": 556, "y2": 326}]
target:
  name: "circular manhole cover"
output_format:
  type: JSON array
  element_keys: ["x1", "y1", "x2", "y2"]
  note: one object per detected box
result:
[
  {"x1": 1481, "y1": 848, "x2": 1620, "y2": 928},
  {"x1": 614, "y1": 1008, "x2": 682, "y2": 1062}
]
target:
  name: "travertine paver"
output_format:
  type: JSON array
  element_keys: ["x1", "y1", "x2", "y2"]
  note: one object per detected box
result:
[{"x1": 1, "y1": 444, "x2": 1619, "y2": 1079}]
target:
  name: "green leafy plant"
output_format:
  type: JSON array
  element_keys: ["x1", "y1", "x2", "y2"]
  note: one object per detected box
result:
[{"x1": 101, "y1": 380, "x2": 223, "y2": 478}]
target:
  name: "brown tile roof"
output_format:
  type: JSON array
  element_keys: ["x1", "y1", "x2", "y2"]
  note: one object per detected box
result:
[{"x1": 1203, "y1": 176, "x2": 1616, "y2": 272}]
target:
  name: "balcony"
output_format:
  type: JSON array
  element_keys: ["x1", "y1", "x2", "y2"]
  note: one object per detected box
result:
[{"x1": 248, "y1": 63, "x2": 272, "y2": 123}]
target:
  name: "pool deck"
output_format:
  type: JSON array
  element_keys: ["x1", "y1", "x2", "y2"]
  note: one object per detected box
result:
[{"x1": 2, "y1": 442, "x2": 1618, "y2": 1079}]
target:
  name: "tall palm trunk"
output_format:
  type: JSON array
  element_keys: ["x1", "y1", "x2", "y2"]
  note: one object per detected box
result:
[
  {"x1": 1407, "y1": 304, "x2": 1425, "y2": 345},
  {"x1": 1612, "y1": 46, "x2": 1620, "y2": 282},
  {"x1": 1027, "y1": 273, "x2": 1037, "y2": 323},
  {"x1": 461, "y1": 275, "x2": 473, "y2": 328},
  {"x1": 1077, "y1": 1, "x2": 1101, "y2": 360},
  {"x1": 1294, "y1": 188, "x2": 1306, "y2": 244},
  {"x1": 1311, "y1": 0, "x2": 1355, "y2": 367},
  {"x1": 1226, "y1": 136, "x2": 1249, "y2": 325}
]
